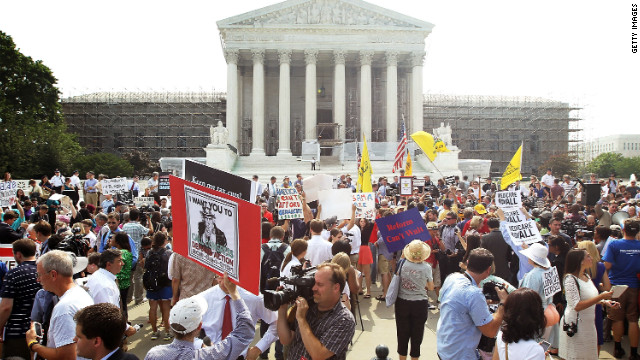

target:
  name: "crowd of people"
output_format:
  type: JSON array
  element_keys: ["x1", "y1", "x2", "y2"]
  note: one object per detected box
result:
[{"x1": 0, "y1": 167, "x2": 639, "y2": 360}]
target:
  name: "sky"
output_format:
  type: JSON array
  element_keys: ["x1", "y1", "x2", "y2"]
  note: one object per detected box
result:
[{"x1": 1, "y1": 0, "x2": 638, "y2": 140}]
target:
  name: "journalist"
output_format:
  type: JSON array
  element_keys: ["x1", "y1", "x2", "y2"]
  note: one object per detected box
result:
[{"x1": 277, "y1": 263, "x2": 355, "y2": 360}]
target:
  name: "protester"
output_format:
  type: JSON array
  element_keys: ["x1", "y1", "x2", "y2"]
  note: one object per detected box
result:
[
  {"x1": 281, "y1": 238, "x2": 308, "y2": 281},
  {"x1": 145, "y1": 232, "x2": 173, "y2": 341},
  {"x1": 171, "y1": 252, "x2": 218, "y2": 304},
  {"x1": 111, "y1": 233, "x2": 133, "y2": 320},
  {"x1": 122, "y1": 208, "x2": 151, "y2": 304},
  {"x1": 73, "y1": 303, "x2": 139, "y2": 360},
  {"x1": 306, "y1": 219, "x2": 333, "y2": 266},
  {"x1": 357, "y1": 218, "x2": 375, "y2": 298}
]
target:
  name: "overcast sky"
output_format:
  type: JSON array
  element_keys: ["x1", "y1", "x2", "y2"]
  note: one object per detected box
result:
[{"x1": 1, "y1": 0, "x2": 638, "y2": 140}]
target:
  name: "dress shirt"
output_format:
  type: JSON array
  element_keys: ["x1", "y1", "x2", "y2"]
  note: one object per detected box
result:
[
  {"x1": 98, "y1": 229, "x2": 138, "y2": 266},
  {"x1": 50, "y1": 175, "x2": 65, "y2": 187},
  {"x1": 196, "y1": 285, "x2": 278, "y2": 356},
  {"x1": 84, "y1": 178, "x2": 98, "y2": 193},
  {"x1": 86, "y1": 268, "x2": 120, "y2": 307},
  {"x1": 541, "y1": 174, "x2": 555, "y2": 188},
  {"x1": 70, "y1": 175, "x2": 81, "y2": 190},
  {"x1": 306, "y1": 234, "x2": 333, "y2": 266}
]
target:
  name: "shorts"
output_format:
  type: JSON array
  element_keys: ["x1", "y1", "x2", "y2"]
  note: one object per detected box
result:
[
  {"x1": 146, "y1": 286, "x2": 172, "y2": 301},
  {"x1": 429, "y1": 263, "x2": 441, "y2": 288},
  {"x1": 358, "y1": 245, "x2": 374, "y2": 265},
  {"x1": 607, "y1": 286, "x2": 638, "y2": 322},
  {"x1": 378, "y1": 255, "x2": 390, "y2": 275}
]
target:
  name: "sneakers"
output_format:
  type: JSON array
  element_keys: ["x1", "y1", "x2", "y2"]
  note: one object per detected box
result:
[
  {"x1": 150, "y1": 331, "x2": 160, "y2": 340},
  {"x1": 428, "y1": 304, "x2": 437, "y2": 310},
  {"x1": 163, "y1": 333, "x2": 173, "y2": 341}
]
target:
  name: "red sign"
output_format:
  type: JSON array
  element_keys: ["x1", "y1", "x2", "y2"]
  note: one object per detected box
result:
[{"x1": 170, "y1": 176, "x2": 261, "y2": 295}]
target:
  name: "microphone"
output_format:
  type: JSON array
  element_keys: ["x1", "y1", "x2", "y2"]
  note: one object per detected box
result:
[
  {"x1": 266, "y1": 277, "x2": 281, "y2": 287},
  {"x1": 573, "y1": 178, "x2": 585, "y2": 187}
]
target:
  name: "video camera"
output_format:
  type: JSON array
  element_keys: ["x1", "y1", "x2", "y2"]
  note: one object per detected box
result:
[
  {"x1": 482, "y1": 281, "x2": 506, "y2": 302},
  {"x1": 263, "y1": 264, "x2": 317, "y2": 311},
  {"x1": 58, "y1": 227, "x2": 90, "y2": 257}
]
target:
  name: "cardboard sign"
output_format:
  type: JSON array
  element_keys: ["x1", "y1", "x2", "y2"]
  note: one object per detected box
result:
[
  {"x1": 400, "y1": 177, "x2": 413, "y2": 196},
  {"x1": 0, "y1": 181, "x2": 17, "y2": 208},
  {"x1": 303, "y1": 174, "x2": 334, "y2": 203},
  {"x1": 413, "y1": 179, "x2": 425, "y2": 188},
  {"x1": 183, "y1": 159, "x2": 253, "y2": 203},
  {"x1": 170, "y1": 176, "x2": 261, "y2": 295},
  {"x1": 543, "y1": 266, "x2": 562, "y2": 299},
  {"x1": 504, "y1": 218, "x2": 543, "y2": 245},
  {"x1": 102, "y1": 178, "x2": 128, "y2": 195},
  {"x1": 318, "y1": 189, "x2": 353, "y2": 220},
  {"x1": 353, "y1": 192, "x2": 376, "y2": 219},
  {"x1": 134, "y1": 197, "x2": 155, "y2": 207},
  {"x1": 495, "y1": 191, "x2": 522, "y2": 209},
  {"x1": 158, "y1": 172, "x2": 171, "y2": 196},
  {"x1": 445, "y1": 176, "x2": 456, "y2": 186},
  {"x1": 375, "y1": 208, "x2": 431, "y2": 253},
  {"x1": 276, "y1": 188, "x2": 303, "y2": 219}
]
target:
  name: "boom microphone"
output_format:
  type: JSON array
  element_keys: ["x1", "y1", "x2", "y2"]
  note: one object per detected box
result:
[{"x1": 573, "y1": 178, "x2": 585, "y2": 187}]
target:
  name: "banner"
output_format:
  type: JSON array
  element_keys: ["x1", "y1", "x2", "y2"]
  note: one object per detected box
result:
[
  {"x1": 134, "y1": 197, "x2": 155, "y2": 207},
  {"x1": 543, "y1": 266, "x2": 561, "y2": 299},
  {"x1": 501, "y1": 143, "x2": 523, "y2": 189},
  {"x1": 303, "y1": 174, "x2": 334, "y2": 203},
  {"x1": 495, "y1": 190, "x2": 522, "y2": 210},
  {"x1": 0, "y1": 181, "x2": 17, "y2": 208},
  {"x1": 158, "y1": 171, "x2": 171, "y2": 196},
  {"x1": 170, "y1": 176, "x2": 261, "y2": 295},
  {"x1": 101, "y1": 178, "x2": 128, "y2": 195},
  {"x1": 353, "y1": 192, "x2": 376, "y2": 219},
  {"x1": 183, "y1": 159, "x2": 254, "y2": 203},
  {"x1": 318, "y1": 189, "x2": 353, "y2": 220},
  {"x1": 276, "y1": 188, "x2": 303, "y2": 219},
  {"x1": 357, "y1": 134, "x2": 373, "y2": 193},
  {"x1": 410, "y1": 131, "x2": 437, "y2": 162},
  {"x1": 375, "y1": 208, "x2": 431, "y2": 253}
]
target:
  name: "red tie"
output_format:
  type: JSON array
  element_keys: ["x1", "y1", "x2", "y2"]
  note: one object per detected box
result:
[{"x1": 221, "y1": 295, "x2": 232, "y2": 339}]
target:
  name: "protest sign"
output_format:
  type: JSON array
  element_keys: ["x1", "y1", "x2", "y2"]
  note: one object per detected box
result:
[
  {"x1": 276, "y1": 188, "x2": 303, "y2": 219},
  {"x1": 505, "y1": 218, "x2": 543, "y2": 245},
  {"x1": 400, "y1": 177, "x2": 413, "y2": 195},
  {"x1": 318, "y1": 189, "x2": 353, "y2": 220},
  {"x1": 413, "y1": 179, "x2": 425, "y2": 189},
  {"x1": 102, "y1": 178, "x2": 128, "y2": 195},
  {"x1": 495, "y1": 190, "x2": 522, "y2": 209},
  {"x1": 134, "y1": 197, "x2": 155, "y2": 207},
  {"x1": 303, "y1": 174, "x2": 334, "y2": 203},
  {"x1": 183, "y1": 159, "x2": 253, "y2": 203},
  {"x1": 375, "y1": 208, "x2": 431, "y2": 253},
  {"x1": 353, "y1": 192, "x2": 376, "y2": 219},
  {"x1": 0, "y1": 181, "x2": 17, "y2": 207},
  {"x1": 543, "y1": 266, "x2": 562, "y2": 299},
  {"x1": 445, "y1": 176, "x2": 456, "y2": 186},
  {"x1": 0, "y1": 244, "x2": 17, "y2": 270},
  {"x1": 170, "y1": 176, "x2": 261, "y2": 295},
  {"x1": 158, "y1": 172, "x2": 171, "y2": 196}
]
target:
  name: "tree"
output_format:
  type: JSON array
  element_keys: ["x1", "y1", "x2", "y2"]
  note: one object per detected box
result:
[
  {"x1": 537, "y1": 153, "x2": 579, "y2": 177},
  {"x1": 121, "y1": 149, "x2": 161, "y2": 176},
  {"x1": 0, "y1": 31, "x2": 82, "y2": 178},
  {"x1": 73, "y1": 153, "x2": 134, "y2": 178},
  {"x1": 586, "y1": 152, "x2": 640, "y2": 178}
]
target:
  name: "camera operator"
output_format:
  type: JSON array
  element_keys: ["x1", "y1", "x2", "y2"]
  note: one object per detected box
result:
[
  {"x1": 436, "y1": 248, "x2": 508, "y2": 360},
  {"x1": 277, "y1": 263, "x2": 355, "y2": 360}
]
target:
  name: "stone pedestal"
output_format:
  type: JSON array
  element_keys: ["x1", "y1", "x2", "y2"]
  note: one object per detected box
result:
[
  {"x1": 415, "y1": 147, "x2": 462, "y2": 178},
  {"x1": 204, "y1": 145, "x2": 237, "y2": 172}
]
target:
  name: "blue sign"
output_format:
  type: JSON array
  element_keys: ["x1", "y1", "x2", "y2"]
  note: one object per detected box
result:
[{"x1": 375, "y1": 208, "x2": 431, "y2": 253}]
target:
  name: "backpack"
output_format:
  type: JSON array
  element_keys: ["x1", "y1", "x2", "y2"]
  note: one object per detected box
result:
[
  {"x1": 260, "y1": 243, "x2": 288, "y2": 294},
  {"x1": 143, "y1": 249, "x2": 170, "y2": 292}
]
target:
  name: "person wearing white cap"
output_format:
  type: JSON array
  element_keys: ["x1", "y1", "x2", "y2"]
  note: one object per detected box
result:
[{"x1": 145, "y1": 273, "x2": 254, "y2": 360}]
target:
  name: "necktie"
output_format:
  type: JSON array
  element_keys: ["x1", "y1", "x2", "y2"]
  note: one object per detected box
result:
[{"x1": 221, "y1": 295, "x2": 232, "y2": 339}]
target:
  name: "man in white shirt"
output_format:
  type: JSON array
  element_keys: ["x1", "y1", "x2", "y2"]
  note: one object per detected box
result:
[
  {"x1": 540, "y1": 168, "x2": 555, "y2": 191},
  {"x1": 85, "y1": 249, "x2": 122, "y2": 306},
  {"x1": 560, "y1": 174, "x2": 577, "y2": 196},
  {"x1": 70, "y1": 170, "x2": 81, "y2": 191},
  {"x1": 50, "y1": 169, "x2": 65, "y2": 194},
  {"x1": 307, "y1": 219, "x2": 333, "y2": 266}
]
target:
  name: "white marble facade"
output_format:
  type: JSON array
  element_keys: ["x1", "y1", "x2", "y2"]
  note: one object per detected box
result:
[{"x1": 217, "y1": 0, "x2": 434, "y2": 157}]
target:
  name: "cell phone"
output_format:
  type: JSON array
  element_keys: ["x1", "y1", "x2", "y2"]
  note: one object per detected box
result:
[
  {"x1": 540, "y1": 340, "x2": 551, "y2": 352},
  {"x1": 34, "y1": 321, "x2": 43, "y2": 340}
]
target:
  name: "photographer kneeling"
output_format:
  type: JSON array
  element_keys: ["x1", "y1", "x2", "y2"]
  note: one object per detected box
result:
[{"x1": 277, "y1": 263, "x2": 355, "y2": 360}]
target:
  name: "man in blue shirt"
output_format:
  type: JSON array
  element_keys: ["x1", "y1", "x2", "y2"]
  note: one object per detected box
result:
[
  {"x1": 83, "y1": 171, "x2": 99, "y2": 207},
  {"x1": 98, "y1": 213, "x2": 138, "y2": 267},
  {"x1": 603, "y1": 218, "x2": 640, "y2": 360},
  {"x1": 437, "y1": 248, "x2": 507, "y2": 360}
]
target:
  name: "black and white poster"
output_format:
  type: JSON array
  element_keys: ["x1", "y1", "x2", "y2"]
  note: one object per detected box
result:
[
  {"x1": 183, "y1": 159, "x2": 254, "y2": 203},
  {"x1": 158, "y1": 172, "x2": 171, "y2": 196}
]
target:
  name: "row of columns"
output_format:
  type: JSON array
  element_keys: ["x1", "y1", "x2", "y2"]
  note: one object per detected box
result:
[{"x1": 224, "y1": 48, "x2": 425, "y2": 156}]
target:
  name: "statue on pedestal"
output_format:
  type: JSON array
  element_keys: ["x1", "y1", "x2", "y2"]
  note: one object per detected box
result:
[
  {"x1": 210, "y1": 121, "x2": 229, "y2": 146},
  {"x1": 433, "y1": 122, "x2": 453, "y2": 147}
]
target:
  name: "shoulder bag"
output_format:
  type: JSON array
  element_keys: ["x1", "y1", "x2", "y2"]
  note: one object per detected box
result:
[{"x1": 385, "y1": 258, "x2": 406, "y2": 307}]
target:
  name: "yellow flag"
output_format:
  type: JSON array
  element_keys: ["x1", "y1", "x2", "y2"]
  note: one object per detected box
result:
[
  {"x1": 405, "y1": 151, "x2": 412, "y2": 176},
  {"x1": 435, "y1": 139, "x2": 451, "y2": 153},
  {"x1": 410, "y1": 131, "x2": 437, "y2": 161},
  {"x1": 501, "y1": 143, "x2": 523, "y2": 189},
  {"x1": 357, "y1": 135, "x2": 372, "y2": 193}
]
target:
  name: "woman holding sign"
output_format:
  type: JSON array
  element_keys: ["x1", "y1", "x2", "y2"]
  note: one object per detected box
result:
[{"x1": 558, "y1": 249, "x2": 618, "y2": 360}]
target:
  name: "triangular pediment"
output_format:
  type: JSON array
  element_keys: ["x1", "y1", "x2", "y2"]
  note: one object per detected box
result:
[{"x1": 217, "y1": 0, "x2": 433, "y2": 31}]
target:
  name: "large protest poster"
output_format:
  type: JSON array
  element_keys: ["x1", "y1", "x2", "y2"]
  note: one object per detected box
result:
[
  {"x1": 303, "y1": 174, "x2": 334, "y2": 203},
  {"x1": 501, "y1": 207, "x2": 543, "y2": 245},
  {"x1": 276, "y1": 188, "x2": 303, "y2": 219},
  {"x1": 0, "y1": 181, "x2": 17, "y2": 208},
  {"x1": 375, "y1": 208, "x2": 431, "y2": 253},
  {"x1": 158, "y1": 172, "x2": 171, "y2": 196},
  {"x1": 134, "y1": 197, "x2": 155, "y2": 207},
  {"x1": 353, "y1": 192, "x2": 376, "y2": 219},
  {"x1": 102, "y1": 178, "x2": 128, "y2": 195},
  {"x1": 495, "y1": 190, "x2": 522, "y2": 209},
  {"x1": 170, "y1": 176, "x2": 261, "y2": 295},
  {"x1": 543, "y1": 266, "x2": 562, "y2": 298},
  {"x1": 183, "y1": 159, "x2": 254, "y2": 203},
  {"x1": 318, "y1": 189, "x2": 353, "y2": 220}
]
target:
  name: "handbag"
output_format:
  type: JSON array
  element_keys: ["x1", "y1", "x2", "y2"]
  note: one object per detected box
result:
[{"x1": 385, "y1": 259, "x2": 406, "y2": 307}]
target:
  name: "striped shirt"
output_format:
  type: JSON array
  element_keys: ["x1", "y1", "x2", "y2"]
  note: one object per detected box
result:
[{"x1": 0, "y1": 261, "x2": 41, "y2": 338}]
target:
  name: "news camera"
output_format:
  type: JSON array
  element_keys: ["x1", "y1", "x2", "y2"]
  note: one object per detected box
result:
[{"x1": 263, "y1": 264, "x2": 317, "y2": 311}]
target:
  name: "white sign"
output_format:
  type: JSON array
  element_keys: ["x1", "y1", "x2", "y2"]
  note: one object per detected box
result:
[
  {"x1": 318, "y1": 189, "x2": 353, "y2": 220},
  {"x1": 495, "y1": 190, "x2": 522, "y2": 209},
  {"x1": 102, "y1": 178, "x2": 128, "y2": 195},
  {"x1": 353, "y1": 192, "x2": 376, "y2": 220},
  {"x1": 400, "y1": 177, "x2": 412, "y2": 196},
  {"x1": 505, "y1": 218, "x2": 543, "y2": 246},
  {"x1": 303, "y1": 174, "x2": 334, "y2": 203},
  {"x1": 0, "y1": 181, "x2": 17, "y2": 208},
  {"x1": 134, "y1": 197, "x2": 155, "y2": 207},
  {"x1": 543, "y1": 266, "x2": 562, "y2": 299},
  {"x1": 276, "y1": 188, "x2": 303, "y2": 219}
]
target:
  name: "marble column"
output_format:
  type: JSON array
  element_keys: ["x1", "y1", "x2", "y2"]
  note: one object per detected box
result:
[
  {"x1": 386, "y1": 51, "x2": 398, "y2": 142},
  {"x1": 410, "y1": 51, "x2": 425, "y2": 135},
  {"x1": 333, "y1": 50, "x2": 346, "y2": 141},
  {"x1": 251, "y1": 49, "x2": 265, "y2": 156},
  {"x1": 304, "y1": 49, "x2": 318, "y2": 141},
  {"x1": 360, "y1": 50, "x2": 374, "y2": 141},
  {"x1": 224, "y1": 49, "x2": 239, "y2": 150},
  {"x1": 277, "y1": 50, "x2": 292, "y2": 156}
]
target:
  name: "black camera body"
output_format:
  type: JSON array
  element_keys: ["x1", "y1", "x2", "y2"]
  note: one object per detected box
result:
[
  {"x1": 563, "y1": 321, "x2": 578, "y2": 337},
  {"x1": 482, "y1": 281, "x2": 506, "y2": 302},
  {"x1": 263, "y1": 265, "x2": 316, "y2": 311}
]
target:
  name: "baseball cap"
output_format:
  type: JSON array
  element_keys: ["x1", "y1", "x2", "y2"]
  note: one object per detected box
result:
[
  {"x1": 474, "y1": 204, "x2": 487, "y2": 215},
  {"x1": 170, "y1": 296, "x2": 209, "y2": 335}
]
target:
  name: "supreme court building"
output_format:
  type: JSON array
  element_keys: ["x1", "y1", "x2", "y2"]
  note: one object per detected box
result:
[{"x1": 218, "y1": 0, "x2": 434, "y2": 157}]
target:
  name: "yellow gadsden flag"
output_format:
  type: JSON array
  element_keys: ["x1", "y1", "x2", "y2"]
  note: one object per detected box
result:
[
  {"x1": 405, "y1": 150, "x2": 413, "y2": 176},
  {"x1": 501, "y1": 142, "x2": 523, "y2": 189},
  {"x1": 410, "y1": 131, "x2": 437, "y2": 161},
  {"x1": 434, "y1": 139, "x2": 451, "y2": 153},
  {"x1": 357, "y1": 134, "x2": 373, "y2": 193}
]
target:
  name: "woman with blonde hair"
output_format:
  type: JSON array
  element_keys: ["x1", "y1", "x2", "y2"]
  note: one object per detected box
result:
[
  {"x1": 332, "y1": 252, "x2": 354, "y2": 310},
  {"x1": 466, "y1": 216, "x2": 484, "y2": 239}
]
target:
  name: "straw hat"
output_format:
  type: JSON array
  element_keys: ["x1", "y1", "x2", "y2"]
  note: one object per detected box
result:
[
  {"x1": 426, "y1": 222, "x2": 438, "y2": 230},
  {"x1": 519, "y1": 243, "x2": 551, "y2": 268},
  {"x1": 403, "y1": 240, "x2": 431, "y2": 263}
]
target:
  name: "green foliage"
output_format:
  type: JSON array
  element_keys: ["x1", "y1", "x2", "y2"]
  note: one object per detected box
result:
[
  {"x1": 73, "y1": 153, "x2": 134, "y2": 178},
  {"x1": 538, "y1": 153, "x2": 580, "y2": 177},
  {"x1": 586, "y1": 152, "x2": 640, "y2": 178},
  {"x1": 0, "y1": 31, "x2": 82, "y2": 178},
  {"x1": 121, "y1": 149, "x2": 160, "y2": 176}
]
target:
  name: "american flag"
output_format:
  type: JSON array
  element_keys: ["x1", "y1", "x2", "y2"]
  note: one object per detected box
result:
[
  {"x1": 392, "y1": 121, "x2": 407, "y2": 173},
  {"x1": 356, "y1": 141, "x2": 362, "y2": 171}
]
